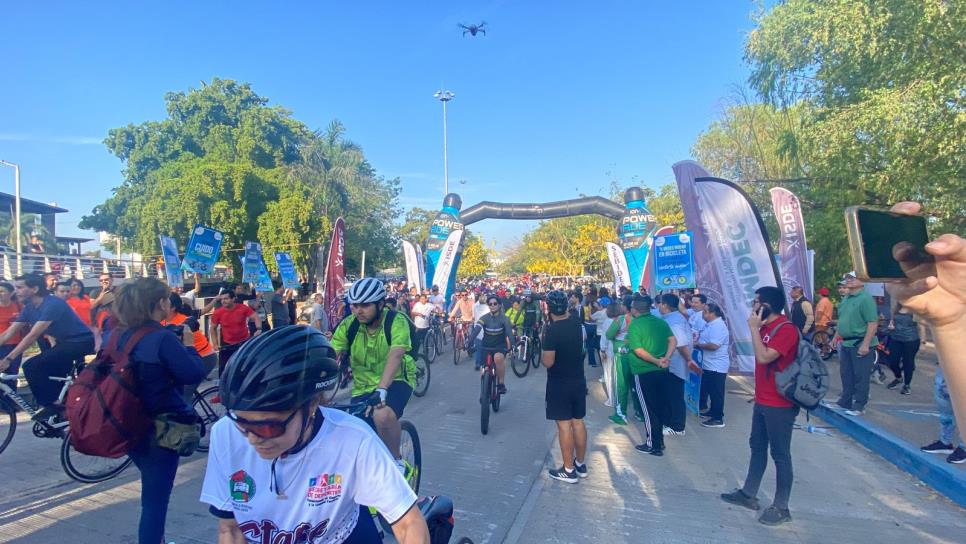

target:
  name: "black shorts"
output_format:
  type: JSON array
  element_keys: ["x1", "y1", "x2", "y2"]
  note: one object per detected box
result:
[
  {"x1": 352, "y1": 380, "x2": 413, "y2": 419},
  {"x1": 480, "y1": 344, "x2": 508, "y2": 355},
  {"x1": 545, "y1": 379, "x2": 587, "y2": 421}
]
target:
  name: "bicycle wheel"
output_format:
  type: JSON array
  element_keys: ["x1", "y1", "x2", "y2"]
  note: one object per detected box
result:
[
  {"x1": 531, "y1": 335, "x2": 542, "y2": 369},
  {"x1": 412, "y1": 355, "x2": 431, "y2": 397},
  {"x1": 436, "y1": 327, "x2": 445, "y2": 352},
  {"x1": 511, "y1": 344, "x2": 529, "y2": 378},
  {"x1": 425, "y1": 331, "x2": 437, "y2": 364},
  {"x1": 491, "y1": 375, "x2": 501, "y2": 413},
  {"x1": 480, "y1": 373, "x2": 491, "y2": 435},
  {"x1": 193, "y1": 385, "x2": 226, "y2": 453},
  {"x1": 453, "y1": 334, "x2": 462, "y2": 365},
  {"x1": 0, "y1": 399, "x2": 16, "y2": 455},
  {"x1": 61, "y1": 432, "x2": 133, "y2": 483},
  {"x1": 399, "y1": 420, "x2": 422, "y2": 494}
]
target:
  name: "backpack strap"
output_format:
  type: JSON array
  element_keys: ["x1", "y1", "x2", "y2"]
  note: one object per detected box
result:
[
  {"x1": 346, "y1": 316, "x2": 361, "y2": 350},
  {"x1": 110, "y1": 324, "x2": 160, "y2": 359},
  {"x1": 383, "y1": 309, "x2": 396, "y2": 346},
  {"x1": 766, "y1": 321, "x2": 800, "y2": 377}
]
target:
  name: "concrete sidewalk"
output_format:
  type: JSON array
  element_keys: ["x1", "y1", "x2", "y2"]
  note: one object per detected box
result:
[{"x1": 504, "y1": 372, "x2": 966, "y2": 544}]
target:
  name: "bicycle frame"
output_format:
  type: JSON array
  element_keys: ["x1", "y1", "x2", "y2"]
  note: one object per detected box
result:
[{"x1": 0, "y1": 373, "x2": 72, "y2": 431}]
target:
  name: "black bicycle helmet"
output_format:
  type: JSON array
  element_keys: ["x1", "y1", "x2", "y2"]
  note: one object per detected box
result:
[
  {"x1": 221, "y1": 325, "x2": 340, "y2": 412},
  {"x1": 546, "y1": 290, "x2": 569, "y2": 315}
]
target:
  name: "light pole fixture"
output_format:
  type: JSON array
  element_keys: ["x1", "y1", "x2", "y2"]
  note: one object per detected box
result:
[
  {"x1": 0, "y1": 160, "x2": 21, "y2": 276},
  {"x1": 433, "y1": 90, "x2": 455, "y2": 195}
]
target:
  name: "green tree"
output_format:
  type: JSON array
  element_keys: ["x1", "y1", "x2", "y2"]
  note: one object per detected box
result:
[
  {"x1": 398, "y1": 207, "x2": 436, "y2": 249},
  {"x1": 457, "y1": 231, "x2": 491, "y2": 279}
]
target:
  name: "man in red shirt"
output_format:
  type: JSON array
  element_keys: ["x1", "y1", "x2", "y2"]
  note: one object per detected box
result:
[
  {"x1": 721, "y1": 286, "x2": 799, "y2": 526},
  {"x1": 210, "y1": 291, "x2": 261, "y2": 374}
]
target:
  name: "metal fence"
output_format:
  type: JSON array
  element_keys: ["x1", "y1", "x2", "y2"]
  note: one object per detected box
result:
[{"x1": 0, "y1": 250, "x2": 231, "y2": 284}]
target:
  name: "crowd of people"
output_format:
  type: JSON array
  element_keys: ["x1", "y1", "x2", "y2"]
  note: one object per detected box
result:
[{"x1": 2, "y1": 200, "x2": 965, "y2": 540}]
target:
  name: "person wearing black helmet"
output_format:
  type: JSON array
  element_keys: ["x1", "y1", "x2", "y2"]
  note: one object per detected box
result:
[
  {"x1": 542, "y1": 290, "x2": 589, "y2": 483},
  {"x1": 329, "y1": 277, "x2": 418, "y2": 475},
  {"x1": 202, "y1": 325, "x2": 430, "y2": 543},
  {"x1": 474, "y1": 295, "x2": 514, "y2": 395}
]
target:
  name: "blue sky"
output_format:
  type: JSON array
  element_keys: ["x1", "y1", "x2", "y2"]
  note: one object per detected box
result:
[{"x1": 0, "y1": 1, "x2": 759, "y2": 252}]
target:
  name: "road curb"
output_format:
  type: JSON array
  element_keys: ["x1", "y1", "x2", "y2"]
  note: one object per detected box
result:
[{"x1": 814, "y1": 403, "x2": 966, "y2": 508}]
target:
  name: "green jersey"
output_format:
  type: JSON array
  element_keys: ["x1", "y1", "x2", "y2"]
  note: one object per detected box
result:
[
  {"x1": 625, "y1": 313, "x2": 674, "y2": 375},
  {"x1": 836, "y1": 289, "x2": 879, "y2": 348},
  {"x1": 330, "y1": 308, "x2": 417, "y2": 396}
]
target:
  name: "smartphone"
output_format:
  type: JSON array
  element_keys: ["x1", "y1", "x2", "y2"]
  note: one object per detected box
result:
[{"x1": 845, "y1": 206, "x2": 935, "y2": 282}]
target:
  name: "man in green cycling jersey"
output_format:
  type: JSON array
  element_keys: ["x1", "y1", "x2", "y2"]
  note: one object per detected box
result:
[
  {"x1": 506, "y1": 298, "x2": 525, "y2": 337},
  {"x1": 330, "y1": 278, "x2": 417, "y2": 475},
  {"x1": 521, "y1": 290, "x2": 543, "y2": 339}
]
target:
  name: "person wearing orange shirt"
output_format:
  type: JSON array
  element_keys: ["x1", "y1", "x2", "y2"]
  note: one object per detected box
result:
[
  {"x1": 0, "y1": 282, "x2": 23, "y2": 391},
  {"x1": 815, "y1": 287, "x2": 834, "y2": 331},
  {"x1": 163, "y1": 293, "x2": 216, "y2": 398}
]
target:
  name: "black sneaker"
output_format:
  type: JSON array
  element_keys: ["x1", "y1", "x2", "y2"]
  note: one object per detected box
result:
[
  {"x1": 573, "y1": 458, "x2": 588, "y2": 478},
  {"x1": 701, "y1": 419, "x2": 726, "y2": 428},
  {"x1": 497, "y1": 383, "x2": 507, "y2": 395},
  {"x1": 758, "y1": 506, "x2": 792, "y2": 525},
  {"x1": 947, "y1": 447, "x2": 966, "y2": 464},
  {"x1": 720, "y1": 489, "x2": 760, "y2": 511},
  {"x1": 31, "y1": 405, "x2": 59, "y2": 422},
  {"x1": 900, "y1": 385, "x2": 911, "y2": 395},
  {"x1": 634, "y1": 444, "x2": 664, "y2": 456},
  {"x1": 921, "y1": 440, "x2": 954, "y2": 454},
  {"x1": 886, "y1": 378, "x2": 902, "y2": 389},
  {"x1": 548, "y1": 466, "x2": 578, "y2": 483}
]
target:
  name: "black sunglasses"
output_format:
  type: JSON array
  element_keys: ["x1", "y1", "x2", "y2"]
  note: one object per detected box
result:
[{"x1": 228, "y1": 408, "x2": 300, "y2": 439}]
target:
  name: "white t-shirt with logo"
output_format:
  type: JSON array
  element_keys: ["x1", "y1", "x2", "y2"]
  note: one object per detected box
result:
[
  {"x1": 200, "y1": 407, "x2": 417, "y2": 543},
  {"x1": 698, "y1": 316, "x2": 731, "y2": 373},
  {"x1": 410, "y1": 301, "x2": 433, "y2": 329}
]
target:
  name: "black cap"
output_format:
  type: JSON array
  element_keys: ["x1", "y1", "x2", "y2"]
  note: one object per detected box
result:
[{"x1": 624, "y1": 187, "x2": 645, "y2": 204}]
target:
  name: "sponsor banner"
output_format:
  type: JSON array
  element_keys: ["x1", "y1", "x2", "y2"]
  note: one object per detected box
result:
[
  {"x1": 425, "y1": 204, "x2": 463, "y2": 292},
  {"x1": 323, "y1": 218, "x2": 346, "y2": 331},
  {"x1": 274, "y1": 252, "x2": 300, "y2": 290},
  {"x1": 415, "y1": 244, "x2": 426, "y2": 292},
  {"x1": 685, "y1": 367, "x2": 702, "y2": 415},
  {"x1": 181, "y1": 225, "x2": 223, "y2": 274},
  {"x1": 673, "y1": 161, "x2": 782, "y2": 372},
  {"x1": 158, "y1": 236, "x2": 183, "y2": 288},
  {"x1": 770, "y1": 187, "x2": 812, "y2": 301},
  {"x1": 618, "y1": 198, "x2": 658, "y2": 291},
  {"x1": 255, "y1": 258, "x2": 274, "y2": 293},
  {"x1": 644, "y1": 226, "x2": 675, "y2": 294},
  {"x1": 654, "y1": 231, "x2": 696, "y2": 290},
  {"x1": 242, "y1": 241, "x2": 262, "y2": 284},
  {"x1": 605, "y1": 242, "x2": 631, "y2": 289},
  {"x1": 431, "y1": 229, "x2": 464, "y2": 300},
  {"x1": 402, "y1": 240, "x2": 422, "y2": 292}
]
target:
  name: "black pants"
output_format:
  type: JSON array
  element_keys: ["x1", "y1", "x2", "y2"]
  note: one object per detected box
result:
[
  {"x1": 217, "y1": 341, "x2": 245, "y2": 376},
  {"x1": 838, "y1": 346, "x2": 876, "y2": 411},
  {"x1": 888, "y1": 339, "x2": 919, "y2": 386},
  {"x1": 23, "y1": 338, "x2": 94, "y2": 407},
  {"x1": 634, "y1": 371, "x2": 669, "y2": 451},
  {"x1": 699, "y1": 370, "x2": 728, "y2": 420},
  {"x1": 663, "y1": 372, "x2": 687, "y2": 431},
  {"x1": 741, "y1": 403, "x2": 799, "y2": 510}
]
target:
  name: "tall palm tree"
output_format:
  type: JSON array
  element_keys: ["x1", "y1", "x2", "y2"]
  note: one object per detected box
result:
[
  {"x1": 288, "y1": 120, "x2": 366, "y2": 219},
  {"x1": 0, "y1": 212, "x2": 52, "y2": 252}
]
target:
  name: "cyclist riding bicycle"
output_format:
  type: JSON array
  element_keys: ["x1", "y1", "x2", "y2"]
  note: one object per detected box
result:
[
  {"x1": 472, "y1": 295, "x2": 513, "y2": 395},
  {"x1": 505, "y1": 298, "x2": 525, "y2": 338},
  {"x1": 329, "y1": 278, "x2": 418, "y2": 476},
  {"x1": 202, "y1": 325, "x2": 430, "y2": 543},
  {"x1": 520, "y1": 290, "x2": 543, "y2": 340}
]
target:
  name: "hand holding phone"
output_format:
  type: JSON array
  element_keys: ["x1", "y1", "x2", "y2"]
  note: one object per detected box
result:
[
  {"x1": 846, "y1": 206, "x2": 936, "y2": 282},
  {"x1": 885, "y1": 201, "x2": 966, "y2": 329}
]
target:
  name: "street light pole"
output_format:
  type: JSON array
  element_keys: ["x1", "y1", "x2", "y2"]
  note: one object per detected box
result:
[
  {"x1": 433, "y1": 90, "x2": 454, "y2": 195},
  {"x1": 0, "y1": 160, "x2": 21, "y2": 276}
]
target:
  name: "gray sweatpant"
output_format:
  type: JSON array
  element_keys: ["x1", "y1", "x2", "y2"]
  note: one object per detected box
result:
[{"x1": 838, "y1": 345, "x2": 876, "y2": 411}]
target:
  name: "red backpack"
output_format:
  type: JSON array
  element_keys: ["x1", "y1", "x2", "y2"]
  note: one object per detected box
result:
[{"x1": 66, "y1": 325, "x2": 156, "y2": 458}]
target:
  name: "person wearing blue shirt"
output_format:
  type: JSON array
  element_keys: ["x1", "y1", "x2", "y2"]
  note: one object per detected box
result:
[{"x1": 0, "y1": 274, "x2": 94, "y2": 421}]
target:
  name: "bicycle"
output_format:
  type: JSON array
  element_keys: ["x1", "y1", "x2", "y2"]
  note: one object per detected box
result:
[
  {"x1": 452, "y1": 321, "x2": 472, "y2": 366},
  {"x1": 811, "y1": 322, "x2": 838, "y2": 361},
  {"x1": 191, "y1": 383, "x2": 226, "y2": 453},
  {"x1": 331, "y1": 400, "x2": 422, "y2": 533},
  {"x1": 0, "y1": 364, "x2": 133, "y2": 483},
  {"x1": 510, "y1": 330, "x2": 531, "y2": 378},
  {"x1": 479, "y1": 348, "x2": 503, "y2": 435}
]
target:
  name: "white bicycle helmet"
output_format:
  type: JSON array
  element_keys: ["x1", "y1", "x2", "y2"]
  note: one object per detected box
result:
[{"x1": 346, "y1": 277, "x2": 386, "y2": 304}]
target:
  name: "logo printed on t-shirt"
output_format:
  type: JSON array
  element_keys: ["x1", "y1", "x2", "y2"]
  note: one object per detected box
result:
[
  {"x1": 230, "y1": 470, "x2": 256, "y2": 503},
  {"x1": 306, "y1": 473, "x2": 343, "y2": 505}
]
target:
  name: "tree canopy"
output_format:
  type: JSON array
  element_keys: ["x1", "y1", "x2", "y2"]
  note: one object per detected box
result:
[{"x1": 81, "y1": 78, "x2": 401, "y2": 277}]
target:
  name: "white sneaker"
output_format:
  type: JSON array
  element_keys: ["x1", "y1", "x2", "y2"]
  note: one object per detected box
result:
[
  {"x1": 662, "y1": 427, "x2": 685, "y2": 436},
  {"x1": 844, "y1": 409, "x2": 865, "y2": 417}
]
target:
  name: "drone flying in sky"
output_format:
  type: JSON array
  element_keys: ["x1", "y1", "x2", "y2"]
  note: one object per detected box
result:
[{"x1": 459, "y1": 22, "x2": 486, "y2": 37}]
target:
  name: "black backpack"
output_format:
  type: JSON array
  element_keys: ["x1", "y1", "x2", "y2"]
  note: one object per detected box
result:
[{"x1": 345, "y1": 310, "x2": 420, "y2": 359}]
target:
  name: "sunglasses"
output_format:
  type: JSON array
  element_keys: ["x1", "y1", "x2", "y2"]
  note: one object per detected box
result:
[
  {"x1": 228, "y1": 408, "x2": 300, "y2": 439},
  {"x1": 488, "y1": 302, "x2": 500, "y2": 307}
]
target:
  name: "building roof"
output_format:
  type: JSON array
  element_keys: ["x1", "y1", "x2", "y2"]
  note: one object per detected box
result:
[
  {"x1": 56, "y1": 236, "x2": 95, "y2": 244},
  {"x1": 0, "y1": 192, "x2": 69, "y2": 214}
]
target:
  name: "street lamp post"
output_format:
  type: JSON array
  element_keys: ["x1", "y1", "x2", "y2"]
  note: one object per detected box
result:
[
  {"x1": 433, "y1": 90, "x2": 455, "y2": 195},
  {"x1": 0, "y1": 160, "x2": 21, "y2": 276}
]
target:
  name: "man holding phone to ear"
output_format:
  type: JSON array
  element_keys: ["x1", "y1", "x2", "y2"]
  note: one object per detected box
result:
[{"x1": 835, "y1": 271, "x2": 879, "y2": 416}]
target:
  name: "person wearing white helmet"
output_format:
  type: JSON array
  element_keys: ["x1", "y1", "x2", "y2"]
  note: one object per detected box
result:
[{"x1": 329, "y1": 278, "x2": 418, "y2": 476}]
